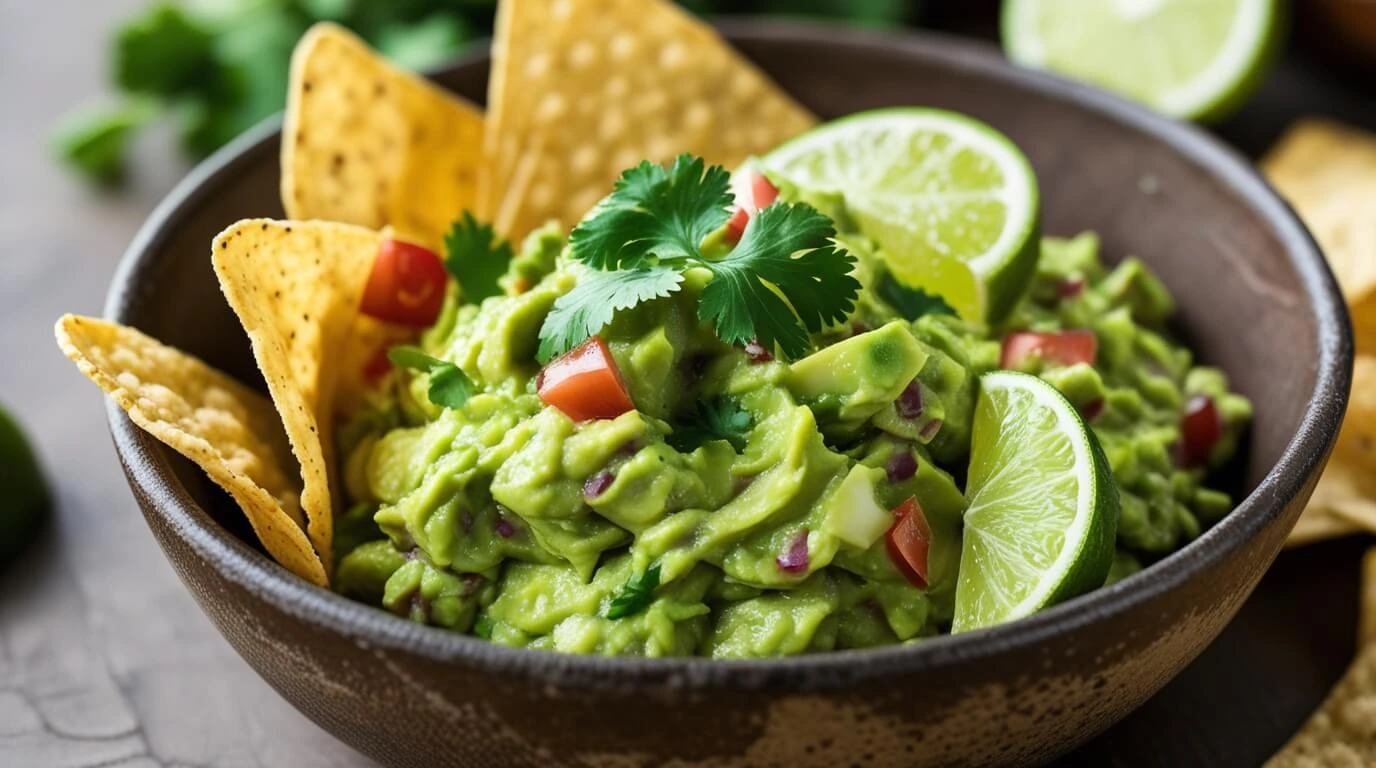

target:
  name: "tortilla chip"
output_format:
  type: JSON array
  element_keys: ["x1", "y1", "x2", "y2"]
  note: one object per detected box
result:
[
  {"x1": 1361, "y1": 547, "x2": 1376, "y2": 646},
  {"x1": 55, "y1": 315, "x2": 327, "y2": 586},
  {"x1": 1264, "y1": 120, "x2": 1376, "y2": 354},
  {"x1": 1287, "y1": 506, "x2": 1362, "y2": 548},
  {"x1": 281, "y1": 23, "x2": 485, "y2": 249},
  {"x1": 211, "y1": 219, "x2": 382, "y2": 578},
  {"x1": 1267, "y1": 643, "x2": 1376, "y2": 766},
  {"x1": 482, "y1": 0, "x2": 817, "y2": 241},
  {"x1": 1336, "y1": 356, "x2": 1376, "y2": 466}
]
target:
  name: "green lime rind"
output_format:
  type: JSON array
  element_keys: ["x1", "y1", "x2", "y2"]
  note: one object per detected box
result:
[
  {"x1": 0, "y1": 405, "x2": 51, "y2": 563},
  {"x1": 760, "y1": 107, "x2": 1041, "y2": 325},
  {"x1": 1001, "y1": 0, "x2": 1284, "y2": 124},
  {"x1": 952, "y1": 371, "x2": 1118, "y2": 633}
]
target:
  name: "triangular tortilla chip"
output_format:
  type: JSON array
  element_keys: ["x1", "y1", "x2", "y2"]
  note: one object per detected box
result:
[
  {"x1": 212, "y1": 219, "x2": 382, "y2": 578},
  {"x1": 281, "y1": 23, "x2": 485, "y2": 249},
  {"x1": 1264, "y1": 120, "x2": 1376, "y2": 354},
  {"x1": 1288, "y1": 356, "x2": 1376, "y2": 547},
  {"x1": 55, "y1": 315, "x2": 327, "y2": 586},
  {"x1": 482, "y1": 0, "x2": 817, "y2": 241}
]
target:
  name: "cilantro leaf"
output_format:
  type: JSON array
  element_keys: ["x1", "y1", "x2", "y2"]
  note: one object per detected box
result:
[
  {"x1": 444, "y1": 212, "x2": 513, "y2": 304},
  {"x1": 606, "y1": 563, "x2": 661, "y2": 620},
  {"x1": 51, "y1": 100, "x2": 158, "y2": 185},
  {"x1": 698, "y1": 203, "x2": 859, "y2": 359},
  {"x1": 387, "y1": 346, "x2": 474, "y2": 409},
  {"x1": 537, "y1": 267, "x2": 684, "y2": 361},
  {"x1": 669, "y1": 398, "x2": 753, "y2": 453},
  {"x1": 569, "y1": 154, "x2": 732, "y2": 270},
  {"x1": 877, "y1": 273, "x2": 958, "y2": 321},
  {"x1": 115, "y1": 3, "x2": 217, "y2": 97}
]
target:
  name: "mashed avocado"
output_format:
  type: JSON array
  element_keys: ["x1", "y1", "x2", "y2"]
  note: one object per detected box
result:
[{"x1": 333, "y1": 215, "x2": 1249, "y2": 659}]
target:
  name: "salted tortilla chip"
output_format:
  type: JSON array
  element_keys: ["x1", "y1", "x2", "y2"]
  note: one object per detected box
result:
[
  {"x1": 1264, "y1": 120, "x2": 1376, "y2": 355},
  {"x1": 1287, "y1": 506, "x2": 1362, "y2": 548},
  {"x1": 212, "y1": 219, "x2": 382, "y2": 578},
  {"x1": 55, "y1": 315, "x2": 327, "y2": 586},
  {"x1": 1361, "y1": 547, "x2": 1376, "y2": 646},
  {"x1": 482, "y1": 0, "x2": 817, "y2": 241},
  {"x1": 281, "y1": 23, "x2": 485, "y2": 249},
  {"x1": 1267, "y1": 642, "x2": 1376, "y2": 766},
  {"x1": 1336, "y1": 356, "x2": 1376, "y2": 465}
]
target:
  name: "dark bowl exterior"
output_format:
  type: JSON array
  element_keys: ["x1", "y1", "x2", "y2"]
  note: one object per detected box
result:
[{"x1": 104, "y1": 23, "x2": 1350, "y2": 768}]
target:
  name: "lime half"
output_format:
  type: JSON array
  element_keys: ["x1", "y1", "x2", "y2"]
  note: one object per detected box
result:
[
  {"x1": 952, "y1": 371, "x2": 1117, "y2": 633},
  {"x1": 1002, "y1": 0, "x2": 1281, "y2": 122},
  {"x1": 760, "y1": 108, "x2": 1040, "y2": 325}
]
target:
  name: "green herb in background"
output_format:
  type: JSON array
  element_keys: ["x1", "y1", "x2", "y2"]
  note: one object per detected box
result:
[{"x1": 54, "y1": 0, "x2": 925, "y2": 185}]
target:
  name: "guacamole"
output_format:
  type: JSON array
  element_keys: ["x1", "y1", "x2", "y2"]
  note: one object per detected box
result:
[{"x1": 331, "y1": 182, "x2": 1250, "y2": 657}]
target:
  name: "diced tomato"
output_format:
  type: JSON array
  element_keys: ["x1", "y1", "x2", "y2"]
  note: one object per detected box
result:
[
  {"x1": 537, "y1": 336, "x2": 636, "y2": 421},
  {"x1": 751, "y1": 172, "x2": 779, "y2": 209},
  {"x1": 1179, "y1": 395, "x2": 1221, "y2": 468},
  {"x1": 361, "y1": 345, "x2": 393, "y2": 386},
  {"x1": 360, "y1": 239, "x2": 448, "y2": 327},
  {"x1": 723, "y1": 172, "x2": 780, "y2": 245},
  {"x1": 886, "y1": 496, "x2": 931, "y2": 589},
  {"x1": 1000, "y1": 330, "x2": 1097, "y2": 370},
  {"x1": 724, "y1": 207, "x2": 750, "y2": 245}
]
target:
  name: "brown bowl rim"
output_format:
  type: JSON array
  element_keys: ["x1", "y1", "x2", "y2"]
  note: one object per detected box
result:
[{"x1": 103, "y1": 20, "x2": 1352, "y2": 692}]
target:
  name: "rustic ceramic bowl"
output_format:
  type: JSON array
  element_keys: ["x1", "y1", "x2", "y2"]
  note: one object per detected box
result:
[{"x1": 104, "y1": 22, "x2": 1350, "y2": 768}]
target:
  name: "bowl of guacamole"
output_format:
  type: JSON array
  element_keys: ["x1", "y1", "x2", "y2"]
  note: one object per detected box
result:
[{"x1": 91, "y1": 17, "x2": 1348, "y2": 768}]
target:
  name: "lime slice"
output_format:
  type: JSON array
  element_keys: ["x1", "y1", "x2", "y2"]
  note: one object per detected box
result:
[
  {"x1": 759, "y1": 108, "x2": 1041, "y2": 325},
  {"x1": 0, "y1": 404, "x2": 49, "y2": 562},
  {"x1": 952, "y1": 371, "x2": 1117, "y2": 633},
  {"x1": 1002, "y1": 0, "x2": 1281, "y2": 122}
]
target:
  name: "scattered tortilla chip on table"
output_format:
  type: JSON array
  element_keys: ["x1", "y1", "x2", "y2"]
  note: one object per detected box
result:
[
  {"x1": 212, "y1": 219, "x2": 383, "y2": 580},
  {"x1": 1268, "y1": 627, "x2": 1376, "y2": 766},
  {"x1": 482, "y1": 0, "x2": 817, "y2": 241},
  {"x1": 281, "y1": 22, "x2": 486, "y2": 250},
  {"x1": 54, "y1": 315, "x2": 327, "y2": 586},
  {"x1": 1287, "y1": 506, "x2": 1362, "y2": 549},
  {"x1": 1264, "y1": 119, "x2": 1376, "y2": 355}
]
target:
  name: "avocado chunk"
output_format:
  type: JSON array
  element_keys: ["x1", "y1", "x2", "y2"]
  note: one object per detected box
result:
[{"x1": 785, "y1": 321, "x2": 929, "y2": 434}]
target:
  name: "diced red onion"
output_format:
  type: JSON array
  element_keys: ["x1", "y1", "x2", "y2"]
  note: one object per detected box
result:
[
  {"x1": 896, "y1": 379, "x2": 924, "y2": 419},
  {"x1": 1058, "y1": 277, "x2": 1086, "y2": 300},
  {"x1": 851, "y1": 320, "x2": 870, "y2": 336},
  {"x1": 776, "y1": 529, "x2": 810, "y2": 574},
  {"x1": 918, "y1": 418, "x2": 943, "y2": 441},
  {"x1": 495, "y1": 518, "x2": 516, "y2": 538},
  {"x1": 1080, "y1": 398, "x2": 1105, "y2": 421},
  {"x1": 743, "y1": 339, "x2": 774, "y2": 363},
  {"x1": 886, "y1": 451, "x2": 918, "y2": 482},
  {"x1": 583, "y1": 470, "x2": 615, "y2": 499}
]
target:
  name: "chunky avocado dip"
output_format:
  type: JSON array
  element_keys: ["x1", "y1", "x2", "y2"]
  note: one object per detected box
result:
[{"x1": 329, "y1": 151, "x2": 1250, "y2": 658}]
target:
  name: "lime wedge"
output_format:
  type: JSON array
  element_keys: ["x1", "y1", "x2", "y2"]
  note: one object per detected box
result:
[
  {"x1": 952, "y1": 371, "x2": 1117, "y2": 633},
  {"x1": 759, "y1": 108, "x2": 1040, "y2": 325},
  {"x1": 1002, "y1": 0, "x2": 1281, "y2": 122}
]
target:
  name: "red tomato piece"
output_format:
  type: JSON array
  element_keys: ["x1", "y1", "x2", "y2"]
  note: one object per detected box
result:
[
  {"x1": 1000, "y1": 330, "x2": 1098, "y2": 370},
  {"x1": 361, "y1": 345, "x2": 393, "y2": 386},
  {"x1": 886, "y1": 496, "x2": 931, "y2": 589},
  {"x1": 751, "y1": 172, "x2": 779, "y2": 209},
  {"x1": 360, "y1": 239, "x2": 448, "y2": 327},
  {"x1": 1179, "y1": 395, "x2": 1222, "y2": 468},
  {"x1": 537, "y1": 336, "x2": 636, "y2": 422},
  {"x1": 724, "y1": 207, "x2": 750, "y2": 245}
]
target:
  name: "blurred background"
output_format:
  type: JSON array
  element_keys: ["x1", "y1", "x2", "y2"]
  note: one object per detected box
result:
[{"x1": 3, "y1": 1, "x2": 1376, "y2": 766}]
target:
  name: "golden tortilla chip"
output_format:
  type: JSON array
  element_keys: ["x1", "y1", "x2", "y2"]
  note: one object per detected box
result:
[
  {"x1": 1267, "y1": 643, "x2": 1376, "y2": 766},
  {"x1": 55, "y1": 315, "x2": 327, "y2": 586},
  {"x1": 1361, "y1": 547, "x2": 1376, "y2": 646},
  {"x1": 1337, "y1": 356, "x2": 1376, "y2": 466},
  {"x1": 1287, "y1": 506, "x2": 1362, "y2": 549},
  {"x1": 1264, "y1": 120, "x2": 1376, "y2": 354},
  {"x1": 212, "y1": 219, "x2": 382, "y2": 578},
  {"x1": 281, "y1": 23, "x2": 485, "y2": 249},
  {"x1": 482, "y1": 0, "x2": 817, "y2": 241}
]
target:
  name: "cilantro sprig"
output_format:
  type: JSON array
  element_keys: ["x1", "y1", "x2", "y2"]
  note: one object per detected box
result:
[
  {"x1": 537, "y1": 154, "x2": 860, "y2": 362},
  {"x1": 669, "y1": 397, "x2": 753, "y2": 453},
  {"x1": 606, "y1": 563, "x2": 661, "y2": 620},
  {"x1": 444, "y1": 212, "x2": 513, "y2": 303},
  {"x1": 387, "y1": 346, "x2": 474, "y2": 410},
  {"x1": 877, "y1": 273, "x2": 958, "y2": 321}
]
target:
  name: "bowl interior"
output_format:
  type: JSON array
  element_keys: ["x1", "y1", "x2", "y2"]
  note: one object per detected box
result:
[{"x1": 108, "y1": 24, "x2": 1342, "y2": 659}]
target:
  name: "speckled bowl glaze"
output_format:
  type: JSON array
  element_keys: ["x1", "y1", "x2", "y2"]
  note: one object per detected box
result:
[{"x1": 104, "y1": 22, "x2": 1350, "y2": 768}]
